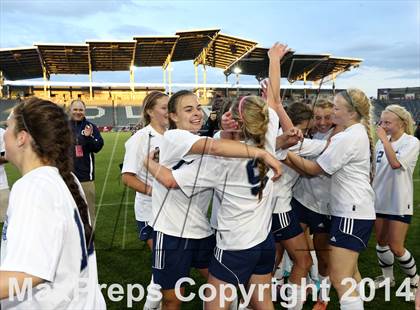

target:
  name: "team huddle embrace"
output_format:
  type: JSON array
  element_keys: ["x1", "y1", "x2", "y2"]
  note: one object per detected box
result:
[{"x1": 0, "y1": 42, "x2": 419, "y2": 310}]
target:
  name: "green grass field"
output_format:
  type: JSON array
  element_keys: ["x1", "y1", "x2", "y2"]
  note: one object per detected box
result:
[{"x1": 3, "y1": 131, "x2": 420, "y2": 309}]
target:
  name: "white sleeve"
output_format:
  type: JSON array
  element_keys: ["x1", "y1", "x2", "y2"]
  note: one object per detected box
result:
[
  {"x1": 290, "y1": 138, "x2": 327, "y2": 157},
  {"x1": 397, "y1": 138, "x2": 420, "y2": 170},
  {"x1": 0, "y1": 184, "x2": 64, "y2": 281},
  {"x1": 316, "y1": 133, "x2": 354, "y2": 175},
  {"x1": 0, "y1": 129, "x2": 4, "y2": 153},
  {"x1": 173, "y1": 156, "x2": 221, "y2": 197},
  {"x1": 213, "y1": 131, "x2": 221, "y2": 140},
  {"x1": 266, "y1": 108, "x2": 280, "y2": 154},
  {"x1": 121, "y1": 133, "x2": 145, "y2": 174},
  {"x1": 162, "y1": 129, "x2": 205, "y2": 164}
]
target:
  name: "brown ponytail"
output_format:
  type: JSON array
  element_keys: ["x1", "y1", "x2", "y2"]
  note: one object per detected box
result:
[
  {"x1": 142, "y1": 91, "x2": 168, "y2": 127},
  {"x1": 13, "y1": 97, "x2": 93, "y2": 247}
]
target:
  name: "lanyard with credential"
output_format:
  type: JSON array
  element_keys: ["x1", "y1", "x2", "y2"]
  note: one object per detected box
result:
[{"x1": 75, "y1": 121, "x2": 84, "y2": 158}]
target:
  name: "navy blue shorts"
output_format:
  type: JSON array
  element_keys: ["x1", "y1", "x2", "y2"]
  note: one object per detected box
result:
[
  {"x1": 376, "y1": 213, "x2": 412, "y2": 224},
  {"x1": 152, "y1": 231, "x2": 216, "y2": 290},
  {"x1": 329, "y1": 216, "x2": 374, "y2": 253},
  {"x1": 271, "y1": 209, "x2": 303, "y2": 242},
  {"x1": 291, "y1": 197, "x2": 331, "y2": 234},
  {"x1": 209, "y1": 233, "x2": 275, "y2": 285},
  {"x1": 137, "y1": 221, "x2": 153, "y2": 241}
]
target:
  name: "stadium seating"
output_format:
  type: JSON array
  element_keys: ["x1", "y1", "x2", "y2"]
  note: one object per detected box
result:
[{"x1": 373, "y1": 99, "x2": 420, "y2": 122}]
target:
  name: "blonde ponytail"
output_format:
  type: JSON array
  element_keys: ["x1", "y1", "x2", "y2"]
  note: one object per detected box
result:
[
  {"x1": 234, "y1": 96, "x2": 270, "y2": 200},
  {"x1": 344, "y1": 89, "x2": 375, "y2": 182}
]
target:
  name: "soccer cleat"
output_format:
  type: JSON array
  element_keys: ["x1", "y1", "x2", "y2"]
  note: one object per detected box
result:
[
  {"x1": 373, "y1": 275, "x2": 395, "y2": 289},
  {"x1": 312, "y1": 299, "x2": 328, "y2": 310}
]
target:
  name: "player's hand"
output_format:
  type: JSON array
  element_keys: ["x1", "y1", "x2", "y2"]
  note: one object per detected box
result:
[
  {"x1": 261, "y1": 151, "x2": 282, "y2": 181},
  {"x1": 286, "y1": 127, "x2": 303, "y2": 141},
  {"x1": 277, "y1": 127, "x2": 303, "y2": 149},
  {"x1": 268, "y1": 42, "x2": 291, "y2": 61},
  {"x1": 376, "y1": 126, "x2": 388, "y2": 142},
  {"x1": 147, "y1": 149, "x2": 159, "y2": 163},
  {"x1": 221, "y1": 111, "x2": 239, "y2": 131},
  {"x1": 83, "y1": 125, "x2": 93, "y2": 137}
]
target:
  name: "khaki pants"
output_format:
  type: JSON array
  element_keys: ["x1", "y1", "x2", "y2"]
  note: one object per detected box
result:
[
  {"x1": 0, "y1": 188, "x2": 10, "y2": 223},
  {"x1": 81, "y1": 181, "x2": 96, "y2": 226}
]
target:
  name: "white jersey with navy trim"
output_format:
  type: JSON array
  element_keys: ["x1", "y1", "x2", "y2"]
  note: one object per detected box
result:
[
  {"x1": 0, "y1": 128, "x2": 8, "y2": 190},
  {"x1": 174, "y1": 155, "x2": 275, "y2": 251},
  {"x1": 273, "y1": 129, "x2": 327, "y2": 214},
  {"x1": 173, "y1": 109, "x2": 279, "y2": 250},
  {"x1": 121, "y1": 124, "x2": 163, "y2": 221},
  {"x1": 293, "y1": 129, "x2": 334, "y2": 215},
  {"x1": 317, "y1": 123, "x2": 375, "y2": 219},
  {"x1": 151, "y1": 129, "x2": 214, "y2": 239},
  {"x1": 373, "y1": 133, "x2": 420, "y2": 216},
  {"x1": 0, "y1": 166, "x2": 105, "y2": 310}
]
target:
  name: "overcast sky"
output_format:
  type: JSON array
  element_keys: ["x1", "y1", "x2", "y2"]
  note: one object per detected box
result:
[{"x1": 1, "y1": 0, "x2": 419, "y2": 97}]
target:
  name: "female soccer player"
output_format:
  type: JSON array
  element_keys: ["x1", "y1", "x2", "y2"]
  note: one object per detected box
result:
[
  {"x1": 147, "y1": 89, "x2": 281, "y2": 310},
  {"x1": 122, "y1": 91, "x2": 169, "y2": 249},
  {"x1": 291, "y1": 99, "x2": 338, "y2": 310},
  {"x1": 0, "y1": 98, "x2": 105, "y2": 309},
  {"x1": 287, "y1": 89, "x2": 376, "y2": 310},
  {"x1": 373, "y1": 104, "x2": 419, "y2": 299},
  {"x1": 146, "y1": 43, "x2": 291, "y2": 310},
  {"x1": 121, "y1": 91, "x2": 169, "y2": 310},
  {"x1": 271, "y1": 101, "x2": 328, "y2": 310}
]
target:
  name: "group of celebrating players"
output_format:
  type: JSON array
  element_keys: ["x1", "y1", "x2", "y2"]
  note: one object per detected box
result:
[
  {"x1": 0, "y1": 42, "x2": 418, "y2": 310},
  {"x1": 121, "y1": 43, "x2": 420, "y2": 310}
]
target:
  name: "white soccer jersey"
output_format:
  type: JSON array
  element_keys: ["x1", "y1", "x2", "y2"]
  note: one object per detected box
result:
[
  {"x1": 373, "y1": 133, "x2": 420, "y2": 215},
  {"x1": 293, "y1": 129, "x2": 334, "y2": 215},
  {"x1": 317, "y1": 123, "x2": 375, "y2": 219},
  {"x1": 121, "y1": 125, "x2": 163, "y2": 221},
  {"x1": 0, "y1": 128, "x2": 9, "y2": 190},
  {"x1": 151, "y1": 129, "x2": 214, "y2": 239},
  {"x1": 174, "y1": 155, "x2": 275, "y2": 251},
  {"x1": 173, "y1": 109, "x2": 279, "y2": 250},
  {"x1": 273, "y1": 130, "x2": 327, "y2": 214},
  {"x1": 0, "y1": 166, "x2": 105, "y2": 310}
]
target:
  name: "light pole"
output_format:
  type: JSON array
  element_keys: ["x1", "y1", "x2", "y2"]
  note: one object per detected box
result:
[{"x1": 233, "y1": 67, "x2": 242, "y2": 98}]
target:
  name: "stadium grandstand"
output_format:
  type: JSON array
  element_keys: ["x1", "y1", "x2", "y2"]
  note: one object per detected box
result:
[
  {"x1": 3, "y1": 28, "x2": 417, "y2": 128},
  {"x1": 373, "y1": 87, "x2": 420, "y2": 122}
]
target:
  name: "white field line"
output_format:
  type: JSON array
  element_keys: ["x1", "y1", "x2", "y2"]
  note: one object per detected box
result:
[
  {"x1": 122, "y1": 184, "x2": 130, "y2": 249},
  {"x1": 94, "y1": 131, "x2": 121, "y2": 231}
]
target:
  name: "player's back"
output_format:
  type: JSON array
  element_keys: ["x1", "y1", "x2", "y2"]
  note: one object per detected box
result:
[
  {"x1": 212, "y1": 157, "x2": 274, "y2": 251},
  {"x1": 1, "y1": 166, "x2": 105, "y2": 309}
]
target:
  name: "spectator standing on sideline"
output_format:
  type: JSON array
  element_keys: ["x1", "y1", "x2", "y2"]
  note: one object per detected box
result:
[
  {"x1": 0, "y1": 127, "x2": 9, "y2": 223},
  {"x1": 70, "y1": 99, "x2": 104, "y2": 225},
  {"x1": 414, "y1": 121, "x2": 420, "y2": 140}
]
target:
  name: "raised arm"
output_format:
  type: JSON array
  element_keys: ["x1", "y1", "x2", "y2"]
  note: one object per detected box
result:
[{"x1": 267, "y1": 42, "x2": 293, "y2": 132}]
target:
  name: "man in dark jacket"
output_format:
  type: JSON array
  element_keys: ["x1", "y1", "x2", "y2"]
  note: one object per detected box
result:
[{"x1": 70, "y1": 99, "x2": 104, "y2": 225}]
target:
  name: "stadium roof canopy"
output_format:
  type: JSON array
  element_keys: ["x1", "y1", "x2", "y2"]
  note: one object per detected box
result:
[
  {"x1": 87, "y1": 41, "x2": 136, "y2": 71},
  {"x1": 0, "y1": 47, "x2": 43, "y2": 80},
  {"x1": 0, "y1": 28, "x2": 362, "y2": 83}
]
